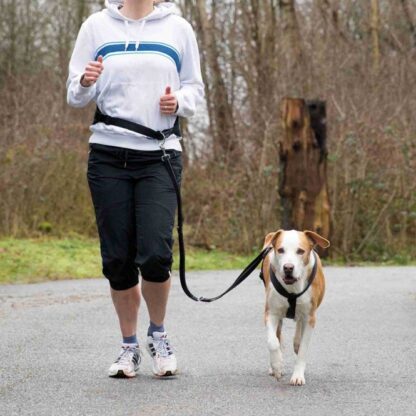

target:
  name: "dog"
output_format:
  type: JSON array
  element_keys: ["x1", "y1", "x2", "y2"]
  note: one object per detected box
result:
[{"x1": 261, "y1": 229, "x2": 330, "y2": 386}]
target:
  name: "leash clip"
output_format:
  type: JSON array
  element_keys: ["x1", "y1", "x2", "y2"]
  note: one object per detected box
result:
[{"x1": 159, "y1": 132, "x2": 171, "y2": 161}]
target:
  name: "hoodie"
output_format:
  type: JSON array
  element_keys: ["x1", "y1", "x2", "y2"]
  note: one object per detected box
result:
[{"x1": 67, "y1": 1, "x2": 204, "y2": 151}]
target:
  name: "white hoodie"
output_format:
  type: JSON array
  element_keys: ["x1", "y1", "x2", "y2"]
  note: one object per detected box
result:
[{"x1": 67, "y1": 1, "x2": 204, "y2": 151}]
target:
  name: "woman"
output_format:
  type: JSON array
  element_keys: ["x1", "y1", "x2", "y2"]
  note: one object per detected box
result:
[{"x1": 67, "y1": 0, "x2": 204, "y2": 378}]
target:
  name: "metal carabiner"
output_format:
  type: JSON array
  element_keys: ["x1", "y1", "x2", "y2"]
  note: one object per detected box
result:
[{"x1": 159, "y1": 132, "x2": 170, "y2": 161}]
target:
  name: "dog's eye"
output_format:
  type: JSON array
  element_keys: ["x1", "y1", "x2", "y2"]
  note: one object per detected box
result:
[
  {"x1": 277, "y1": 248, "x2": 285, "y2": 254},
  {"x1": 297, "y1": 248, "x2": 305, "y2": 255}
]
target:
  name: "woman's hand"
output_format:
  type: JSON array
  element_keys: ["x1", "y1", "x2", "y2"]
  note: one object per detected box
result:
[
  {"x1": 160, "y1": 86, "x2": 178, "y2": 115},
  {"x1": 80, "y1": 56, "x2": 104, "y2": 87}
]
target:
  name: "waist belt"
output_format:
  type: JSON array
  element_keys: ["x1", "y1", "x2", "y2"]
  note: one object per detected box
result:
[{"x1": 92, "y1": 107, "x2": 181, "y2": 141}]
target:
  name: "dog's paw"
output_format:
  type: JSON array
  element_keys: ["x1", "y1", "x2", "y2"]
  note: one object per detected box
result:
[
  {"x1": 269, "y1": 367, "x2": 284, "y2": 380},
  {"x1": 289, "y1": 372, "x2": 305, "y2": 386}
]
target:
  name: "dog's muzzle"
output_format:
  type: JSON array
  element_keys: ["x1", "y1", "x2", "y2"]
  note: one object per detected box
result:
[
  {"x1": 283, "y1": 264, "x2": 297, "y2": 284},
  {"x1": 283, "y1": 275, "x2": 297, "y2": 285}
]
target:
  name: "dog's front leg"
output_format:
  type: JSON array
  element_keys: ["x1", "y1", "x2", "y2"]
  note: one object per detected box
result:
[
  {"x1": 290, "y1": 317, "x2": 313, "y2": 386},
  {"x1": 266, "y1": 313, "x2": 284, "y2": 380}
]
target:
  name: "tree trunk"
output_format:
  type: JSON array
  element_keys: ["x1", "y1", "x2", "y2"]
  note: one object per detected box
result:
[
  {"x1": 278, "y1": 0, "x2": 303, "y2": 65},
  {"x1": 370, "y1": 0, "x2": 381, "y2": 73},
  {"x1": 194, "y1": 0, "x2": 237, "y2": 162},
  {"x1": 76, "y1": 0, "x2": 89, "y2": 30},
  {"x1": 400, "y1": 0, "x2": 416, "y2": 48},
  {"x1": 279, "y1": 98, "x2": 330, "y2": 252}
]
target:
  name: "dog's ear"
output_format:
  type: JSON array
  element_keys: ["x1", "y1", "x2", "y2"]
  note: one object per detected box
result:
[
  {"x1": 303, "y1": 230, "x2": 330, "y2": 248},
  {"x1": 264, "y1": 230, "x2": 284, "y2": 248}
]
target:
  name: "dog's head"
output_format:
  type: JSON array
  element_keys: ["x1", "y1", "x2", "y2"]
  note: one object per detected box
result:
[{"x1": 264, "y1": 230, "x2": 330, "y2": 285}]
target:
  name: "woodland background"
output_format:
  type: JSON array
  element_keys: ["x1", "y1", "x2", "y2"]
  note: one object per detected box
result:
[{"x1": 0, "y1": 0, "x2": 415, "y2": 263}]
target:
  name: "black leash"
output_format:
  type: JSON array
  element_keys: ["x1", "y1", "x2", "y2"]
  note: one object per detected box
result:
[
  {"x1": 161, "y1": 150, "x2": 199, "y2": 302},
  {"x1": 162, "y1": 152, "x2": 273, "y2": 302},
  {"x1": 269, "y1": 251, "x2": 318, "y2": 319},
  {"x1": 198, "y1": 246, "x2": 273, "y2": 302},
  {"x1": 92, "y1": 108, "x2": 272, "y2": 302}
]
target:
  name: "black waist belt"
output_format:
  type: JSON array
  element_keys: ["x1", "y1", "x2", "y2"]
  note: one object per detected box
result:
[{"x1": 92, "y1": 107, "x2": 181, "y2": 141}]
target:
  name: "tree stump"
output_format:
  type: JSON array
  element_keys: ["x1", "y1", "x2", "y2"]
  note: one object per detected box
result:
[{"x1": 279, "y1": 97, "x2": 330, "y2": 252}]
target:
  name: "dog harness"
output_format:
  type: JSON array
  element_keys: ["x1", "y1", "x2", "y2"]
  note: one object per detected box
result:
[{"x1": 269, "y1": 251, "x2": 318, "y2": 319}]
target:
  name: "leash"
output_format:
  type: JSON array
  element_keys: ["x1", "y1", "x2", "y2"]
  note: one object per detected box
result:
[
  {"x1": 92, "y1": 107, "x2": 272, "y2": 302},
  {"x1": 162, "y1": 151, "x2": 273, "y2": 302},
  {"x1": 269, "y1": 251, "x2": 318, "y2": 319}
]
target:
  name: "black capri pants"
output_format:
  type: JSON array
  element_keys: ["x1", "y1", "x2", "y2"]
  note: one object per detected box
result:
[{"x1": 87, "y1": 143, "x2": 182, "y2": 291}]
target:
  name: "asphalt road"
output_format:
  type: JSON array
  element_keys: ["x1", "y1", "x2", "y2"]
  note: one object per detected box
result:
[{"x1": 1, "y1": 267, "x2": 415, "y2": 416}]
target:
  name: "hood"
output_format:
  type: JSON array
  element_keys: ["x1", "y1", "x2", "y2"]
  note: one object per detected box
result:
[
  {"x1": 104, "y1": 1, "x2": 178, "y2": 22},
  {"x1": 103, "y1": 1, "x2": 179, "y2": 52}
]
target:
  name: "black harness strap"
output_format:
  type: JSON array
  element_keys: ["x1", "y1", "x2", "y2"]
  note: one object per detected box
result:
[
  {"x1": 92, "y1": 108, "x2": 273, "y2": 302},
  {"x1": 269, "y1": 251, "x2": 318, "y2": 319},
  {"x1": 93, "y1": 106, "x2": 181, "y2": 141}
]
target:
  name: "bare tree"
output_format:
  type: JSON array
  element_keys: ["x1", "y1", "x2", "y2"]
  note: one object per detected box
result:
[
  {"x1": 184, "y1": 1, "x2": 237, "y2": 161},
  {"x1": 370, "y1": 0, "x2": 381, "y2": 72},
  {"x1": 400, "y1": 0, "x2": 416, "y2": 48},
  {"x1": 278, "y1": 0, "x2": 304, "y2": 68},
  {"x1": 0, "y1": 0, "x2": 414, "y2": 259}
]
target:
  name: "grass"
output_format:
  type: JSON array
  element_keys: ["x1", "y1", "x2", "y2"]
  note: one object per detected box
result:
[
  {"x1": 0, "y1": 237, "x2": 254, "y2": 284},
  {"x1": 0, "y1": 237, "x2": 414, "y2": 285}
]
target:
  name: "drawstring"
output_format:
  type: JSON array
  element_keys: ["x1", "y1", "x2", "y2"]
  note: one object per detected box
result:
[
  {"x1": 124, "y1": 19, "x2": 146, "y2": 52},
  {"x1": 136, "y1": 20, "x2": 146, "y2": 50},
  {"x1": 124, "y1": 20, "x2": 129, "y2": 51}
]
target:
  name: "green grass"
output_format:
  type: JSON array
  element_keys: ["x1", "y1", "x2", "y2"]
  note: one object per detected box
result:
[
  {"x1": 0, "y1": 238, "x2": 254, "y2": 284},
  {"x1": 0, "y1": 238, "x2": 414, "y2": 285}
]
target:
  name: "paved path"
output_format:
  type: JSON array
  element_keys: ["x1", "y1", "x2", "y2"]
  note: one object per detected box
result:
[{"x1": 1, "y1": 267, "x2": 415, "y2": 416}]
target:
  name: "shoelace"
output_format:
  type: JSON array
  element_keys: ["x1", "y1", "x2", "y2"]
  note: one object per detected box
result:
[
  {"x1": 115, "y1": 346, "x2": 137, "y2": 366},
  {"x1": 153, "y1": 336, "x2": 173, "y2": 358}
]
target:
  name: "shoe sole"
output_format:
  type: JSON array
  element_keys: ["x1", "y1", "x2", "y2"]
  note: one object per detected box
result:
[
  {"x1": 109, "y1": 369, "x2": 137, "y2": 378},
  {"x1": 154, "y1": 370, "x2": 178, "y2": 378}
]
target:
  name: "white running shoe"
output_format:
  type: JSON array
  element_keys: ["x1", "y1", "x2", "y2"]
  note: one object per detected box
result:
[
  {"x1": 146, "y1": 332, "x2": 178, "y2": 377},
  {"x1": 108, "y1": 344, "x2": 141, "y2": 378}
]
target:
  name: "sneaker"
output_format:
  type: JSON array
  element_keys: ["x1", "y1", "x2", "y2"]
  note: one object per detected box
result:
[
  {"x1": 146, "y1": 332, "x2": 177, "y2": 377},
  {"x1": 108, "y1": 344, "x2": 141, "y2": 378}
]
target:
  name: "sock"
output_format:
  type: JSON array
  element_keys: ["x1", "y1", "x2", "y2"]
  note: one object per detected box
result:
[
  {"x1": 123, "y1": 334, "x2": 138, "y2": 345},
  {"x1": 148, "y1": 321, "x2": 165, "y2": 337}
]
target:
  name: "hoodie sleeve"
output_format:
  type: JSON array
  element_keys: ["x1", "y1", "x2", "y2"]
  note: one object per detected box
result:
[
  {"x1": 66, "y1": 21, "x2": 97, "y2": 108},
  {"x1": 174, "y1": 22, "x2": 205, "y2": 118}
]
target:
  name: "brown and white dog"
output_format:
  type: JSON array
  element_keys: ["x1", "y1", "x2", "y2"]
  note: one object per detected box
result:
[{"x1": 261, "y1": 229, "x2": 330, "y2": 386}]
